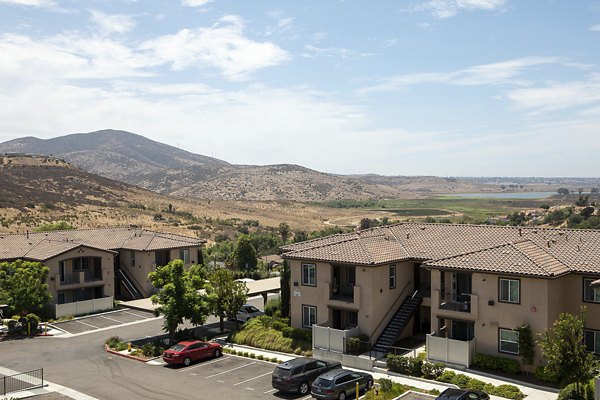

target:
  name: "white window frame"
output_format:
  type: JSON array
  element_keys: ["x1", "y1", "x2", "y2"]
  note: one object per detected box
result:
[
  {"x1": 302, "y1": 263, "x2": 316, "y2": 286},
  {"x1": 583, "y1": 278, "x2": 600, "y2": 303},
  {"x1": 302, "y1": 305, "x2": 316, "y2": 328},
  {"x1": 179, "y1": 248, "x2": 190, "y2": 264},
  {"x1": 389, "y1": 265, "x2": 396, "y2": 289},
  {"x1": 499, "y1": 328, "x2": 520, "y2": 355},
  {"x1": 499, "y1": 278, "x2": 520, "y2": 303}
]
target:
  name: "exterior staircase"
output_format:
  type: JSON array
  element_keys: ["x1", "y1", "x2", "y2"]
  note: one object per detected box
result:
[
  {"x1": 372, "y1": 292, "x2": 422, "y2": 354},
  {"x1": 116, "y1": 268, "x2": 144, "y2": 300}
]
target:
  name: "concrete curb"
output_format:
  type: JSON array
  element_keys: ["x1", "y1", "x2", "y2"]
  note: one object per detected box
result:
[
  {"x1": 372, "y1": 366, "x2": 460, "y2": 389},
  {"x1": 104, "y1": 344, "x2": 152, "y2": 363}
]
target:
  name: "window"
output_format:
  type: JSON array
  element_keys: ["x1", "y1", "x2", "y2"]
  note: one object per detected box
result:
[
  {"x1": 389, "y1": 265, "x2": 396, "y2": 289},
  {"x1": 347, "y1": 267, "x2": 356, "y2": 286},
  {"x1": 585, "y1": 329, "x2": 600, "y2": 355},
  {"x1": 499, "y1": 278, "x2": 520, "y2": 303},
  {"x1": 302, "y1": 305, "x2": 316, "y2": 328},
  {"x1": 347, "y1": 311, "x2": 358, "y2": 327},
  {"x1": 302, "y1": 263, "x2": 316, "y2": 286},
  {"x1": 73, "y1": 257, "x2": 90, "y2": 271},
  {"x1": 305, "y1": 361, "x2": 320, "y2": 372},
  {"x1": 129, "y1": 251, "x2": 135, "y2": 267},
  {"x1": 583, "y1": 278, "x2": 600, "y2": 303},
  {"x1": 499, "y1": 328, "x2": 519, "y2": 354},
  {"x1": 179, "y1": 248, "x2": 190, "y2": 263}
]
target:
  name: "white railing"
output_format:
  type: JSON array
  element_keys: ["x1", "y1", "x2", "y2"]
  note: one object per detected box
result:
[
  {"x1": 426, "y1": 333, "x2": 476, "y2": 367},
  {"x1": 55, "y1": 296, "x2": 113, "y2": 318},
  {"x1": 313, "y1": 323, "x2": 361, "y2": 353}
]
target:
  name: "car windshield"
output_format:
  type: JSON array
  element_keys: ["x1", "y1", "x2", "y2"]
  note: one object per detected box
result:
[
  {"x1": 168, "y1": 344, "x2": 186, "y2": 352},
  {"x1": 313, "y1": 377, "x2": 332, "y2": 387},
  {"x1": 244, "y1": 306, "x2": 259, "y2": 313}
]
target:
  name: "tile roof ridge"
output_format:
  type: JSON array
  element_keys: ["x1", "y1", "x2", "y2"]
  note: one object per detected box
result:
[
  {"x1": 384, "y1": 226, "x2": 410, "y2": 256},
  {"x1": 280, "y1": 233, "x2": 351, "y2": 250},
  {"x1": 141, "y1": 228, "x2": 204, "y2": 242},
  {"x1": 284, "y1": 233, "x2": 360, "y2": 253},
  {"x1": 426, "y1": 240, "x2": 527, "y2": 264},
  {"x1": 354, "y1": 233, "x2": 375, "y2": 265},
  {"x1": 512, "y1": 240, "x2": 571, "y2": 276}
]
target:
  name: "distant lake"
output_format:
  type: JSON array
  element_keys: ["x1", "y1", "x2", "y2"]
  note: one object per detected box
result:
[{"x1": 444, "y1": 192, "x2": 557, "y2": 199}]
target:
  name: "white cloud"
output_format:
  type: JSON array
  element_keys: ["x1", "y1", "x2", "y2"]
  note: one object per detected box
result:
[
  {"x1": 90, "y1": 10, "x2": 136, "y2": 35},
  {"x1": 181, "y1": 0, "x2": 212, "y2": 8},
  {"x1": 590, "y1": 24, "x2": 600, "y2": 31},
  {"x1": 264, "y1": 16, "x2": 294, "y2": 37},
  {"x1": 0, "y1": 0, "x2": 55, "y2": 7},
  {"x1": 358, "y1": 56, "x2": 557, "y2": 94},
  {"x1": 141, "y1": 15, "x2": 290, "y2": 80},
  {"x1": 419, "y1": 0, "x2": 506, "y2": 19},
  {"x1": 504, "y1": 77, "x2": 600, "y2": 112}
]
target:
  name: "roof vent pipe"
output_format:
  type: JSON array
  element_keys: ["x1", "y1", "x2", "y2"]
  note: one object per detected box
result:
[
  {"x1": 547, "y1": 241, "x2": 551, "y2": 248},
  {"x1": 518, "y1": 228, "x2": 522, "y2": 236}
]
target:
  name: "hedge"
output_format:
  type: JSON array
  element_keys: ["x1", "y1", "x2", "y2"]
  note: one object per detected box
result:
[{"x1": 474, "y1": 353, "x2": 521, "y2": 374}]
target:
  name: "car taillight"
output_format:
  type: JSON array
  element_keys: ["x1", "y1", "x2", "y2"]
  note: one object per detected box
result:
[{"x1": 324, "y1": 390, "x2": 334, "y2": 394}]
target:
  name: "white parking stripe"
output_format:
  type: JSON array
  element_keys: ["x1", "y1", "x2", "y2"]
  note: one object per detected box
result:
[
  {"x1": 232, "y1": 371, "x2": 272, "y2": 386},
  {"x1": 264, "y1": 389, "x2": 277, "y2": 394},
  {"x1": 122, "y1": 310, "x2": 152, "y2": 319},
  {"x1": 178, "y1": 356, "x2": 229, "y2": 372},
  {"x1": 204, "y1": 362, "x2": 256, "y2": 379},
  {"x1": 99, "y1": 315, "x2": 125, "y2": 324},
  {"x1": 301, "y1": 396, "x2": 312, "y2": 400},
  {"x1": 76, "y1": 320, "x2": 99, "y2": 329}
]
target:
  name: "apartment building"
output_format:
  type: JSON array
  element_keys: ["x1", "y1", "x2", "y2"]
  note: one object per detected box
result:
[
  {"x1": 0, "y1": 227, "x2": 205, "y2": 317},
  {"x1": 281, "y1": 223, "x2": 600, "y2": 367}
]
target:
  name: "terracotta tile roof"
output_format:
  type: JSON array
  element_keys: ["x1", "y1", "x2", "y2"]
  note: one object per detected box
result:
[
  {"x1": 424, "y1": 240, "x2": 571, "y2": 277},
  {"x1": 0, "y1": 227, "x2": 205, "y2": 261},
  {"x1": 281, "y1": 223, "x2": 600, "y2": 276}
]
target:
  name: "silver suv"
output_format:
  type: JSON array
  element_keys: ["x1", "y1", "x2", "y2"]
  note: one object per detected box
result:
[{"x1": 310, "y1": 368, "x2": 373, "y2": 400}]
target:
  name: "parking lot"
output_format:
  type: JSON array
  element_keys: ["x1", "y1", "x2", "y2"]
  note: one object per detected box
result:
[
  {"x1": 152, "y1": 354, "x2": 311, "y2": 400},
  {"x1": 51, "y1": 309, "x2": 157, "y2": 335}
]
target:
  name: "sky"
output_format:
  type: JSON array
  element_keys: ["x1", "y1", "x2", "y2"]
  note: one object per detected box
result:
[{"x1": 0, "y1": 0, "x2": 599, "y2": 177}]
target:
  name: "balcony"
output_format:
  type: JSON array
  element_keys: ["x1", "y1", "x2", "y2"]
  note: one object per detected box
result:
[
  {"x1": 323, "y1": 283, "x2": 361, "y2": 309},
  {"x1": 432, "y1": 290, "x2": 478, "y2": 320},
  {"x1": 56, "y1": 271, "x2": 104, "y2": 288}
]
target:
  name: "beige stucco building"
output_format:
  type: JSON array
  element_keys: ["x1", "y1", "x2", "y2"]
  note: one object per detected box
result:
[
  {"x1": 0, "y1": 227, "x2": 205, "y2": 317},
  {"x1": 281, "y1": 223, "x2": 600, "y2": 367}
]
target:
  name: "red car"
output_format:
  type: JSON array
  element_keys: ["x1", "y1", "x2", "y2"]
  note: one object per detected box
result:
[{"x1": 162, "y1": 340, "x2": 222, "y2": 366}]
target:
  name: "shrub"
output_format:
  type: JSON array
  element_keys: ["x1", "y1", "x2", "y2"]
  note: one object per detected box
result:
[
  {"x1": 387, "y1": 354, "x2": 410, "y2": 374},
  {"x1": 264, "y1": 297, "x2": 282, "y2": 317},
  {"x1": 408, "y1": 357, "x2": 424, "y2": 376},
  {"x1": 379, "y1": 378, "x2": 394, "y2": 392},
  {"x1": 557, "y1": 381, "x2": 595, "y2": 400},
  {"x1": 249, "y1": 353, "x2": 256, "y2": 359},
  {"x1": 281, "y1": 326, "x2": 294, "y2": 338},
  {"x1": 242, "y1": 352, "x2": 249, "y2": 357},
  {"x1": 436, "y1": 370, "x2": 456, "y2": 383},
  {"x1": 26, "y1": 313, "x2": 40, "y2": 333},
  {"x1": 174, "y1": 328, "x2": 196, "y2": 342},
  {"x1": 491, "y1": 384, "x2": 525, "y2": 400},
  {"x1": 475, "y1": 353, "x2": 520, "y2": 374},
  {"x1": 115, "y1": 342, "x2": 128, "y2": 351},
  {"x1": 272, "y1": 321, "x2": 287, "y2": 332},
  {"x1": 106, "y1": 336, "x2": 122, "y2": 349},
  {"x1": 534, "y1": 366, "x2": 559, "y2": 383},
  {"x1": 346, "y1": 335, "x2": 369, "y2": 355},
  {"x1": 466, "y1": 378, "x2": 487, "y2": 391},
  {"x1": 270, "y1": 357, "x2": 279, "y2": 363},
  {"x1": 142, "y1": 343, "x2": 156, "y2": 357},
  {"x1": 421, "y1": 361, "x2": 445, "y2": 379},
  {"x1": 452, "y1": 374, "x2": 472, "y2": 389},
  {"x1": 257, "y1": 355, "x2": 264, "y2": 360}
]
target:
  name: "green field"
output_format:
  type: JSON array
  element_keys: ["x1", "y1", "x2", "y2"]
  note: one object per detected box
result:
[{"x1": 317, "y1": 195, "x2": 563, "y2": 223}]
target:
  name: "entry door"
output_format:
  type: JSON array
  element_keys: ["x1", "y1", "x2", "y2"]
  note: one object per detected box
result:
[
  {"x1": 452, "y1": 320, "x2": 474, "y2": 341},
  {"x1": 453, "y1": 273, "x2": 472, "y2": 302},
  {"x1": 332, "y1": 309, "x2": 342, "y2": 329}
]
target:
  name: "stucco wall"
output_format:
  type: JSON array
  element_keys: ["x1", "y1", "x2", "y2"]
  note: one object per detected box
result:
[{"x1": 45, "y1": 247, "x2": 115, "y2": 303}]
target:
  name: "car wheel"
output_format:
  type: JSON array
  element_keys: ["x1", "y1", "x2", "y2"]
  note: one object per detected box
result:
[
  {"x1": 338, "y1": 391, "x2": 346, "y2": 400},
  {"x1": 366, "y1": 380, "x2": 373, "y2": 390},
  {"x1": 298, "y1": 382, "x2": 309, "y2": 395},
  {"x1": 214, "y1": 349, "x2": 222, "y2": 358},
  {"x1": 183, "y1": 357, "x2": 191, "y2": 367}
]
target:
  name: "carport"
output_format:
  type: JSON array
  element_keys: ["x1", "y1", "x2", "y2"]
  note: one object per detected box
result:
[{"x1": 243, "y1": 278, "x2": 281, "y2": 307}]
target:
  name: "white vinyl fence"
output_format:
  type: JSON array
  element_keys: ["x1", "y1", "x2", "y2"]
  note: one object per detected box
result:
[{"x1": 55, "y1": 296, "x2": 113, "y2": 318}]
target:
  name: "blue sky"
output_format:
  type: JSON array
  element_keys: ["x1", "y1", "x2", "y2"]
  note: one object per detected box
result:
[{"x1": 0, "y1": 0, "x2": 599, "y2": 177}]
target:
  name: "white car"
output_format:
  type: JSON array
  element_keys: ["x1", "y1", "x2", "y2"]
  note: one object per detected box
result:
[{"x1": 236, "y1": 304, "x2": 264, "y2": 322}]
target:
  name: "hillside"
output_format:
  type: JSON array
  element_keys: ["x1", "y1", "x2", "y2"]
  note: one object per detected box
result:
[
  {"x1": 0, "y1": 129, "x2": 486, "y2": 201},
  {"x1": 0, "y1": 154, "x2": 372, "y2": 235}
]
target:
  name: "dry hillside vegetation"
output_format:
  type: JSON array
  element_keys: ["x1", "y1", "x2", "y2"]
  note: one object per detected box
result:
[
  {"x1": 0, "y1": 129, "x2": 511, "y2": 201},
  {"x1": 0, "y1": 155, "x2": 384, "y2": 236}
]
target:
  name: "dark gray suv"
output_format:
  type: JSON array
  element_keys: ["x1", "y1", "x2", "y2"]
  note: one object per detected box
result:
[
  {"x1": 271, "y1": 357, "x2": 342, "y2": 395},
  {"x1": 310, "y1": 368, "x2": 373, "y2": 400}
]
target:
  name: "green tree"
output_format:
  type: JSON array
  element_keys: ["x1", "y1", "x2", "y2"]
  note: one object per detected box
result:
[
  {"x1": 0, "y1": 260, "x2": 52, "y2": 316},
  {"x1": 233, "y1": 234, "x2": 257, "y2": 271},
  {"x1": 576, "y1": 195, "x2": 590, "y2": 207},
  {"x1": 206, "y1": 268, "x2": 248, "y2": 332},
  {"x1": 516, "y1": 323, "x2": 534, "y2": 366},
  {"x1": 33, "y1": 221, "x2": 74, "y2": 232},
  {"x1": 278, "y1": 222, "x2": 290, "y2": 244},
  {"x1": 557, "y1": 188, "x2": 570, "y2": 195},
  {"x1": 149, "y1": 260, "x2": 209, "y2": 345},
  {"x1": 280, "y1": 260, "x2": 291, "y2": 319},
  {"x1": 538, "y1": 308, "x2": 599, "y2": 398},
  {"x1": 359, "y1": 218, "x2": 372, "y2": 230}
]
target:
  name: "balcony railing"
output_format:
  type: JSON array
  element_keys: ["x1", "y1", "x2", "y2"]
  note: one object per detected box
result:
[
  {"x1": 426, "y1": 333, "x2": 476, "y2": 367},
  {"x1": 324, "y1": 283, "x2": 361, "y2": 308},
  {"x1": 432, "y1": 290, "x2": 478, "y2": 320}
]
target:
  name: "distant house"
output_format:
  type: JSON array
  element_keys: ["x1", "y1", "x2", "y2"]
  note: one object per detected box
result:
[
  {"x1": 281, "y1": 223, "x2": 600, "y2": 367},
  {"x1": 0, "y1": 227, "x2": 205, "y2": 317}
]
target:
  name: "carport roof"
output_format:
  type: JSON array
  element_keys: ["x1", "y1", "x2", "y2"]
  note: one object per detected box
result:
[{"x1": 0, "y1": 227, "x2": 205, "y2": 260}]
